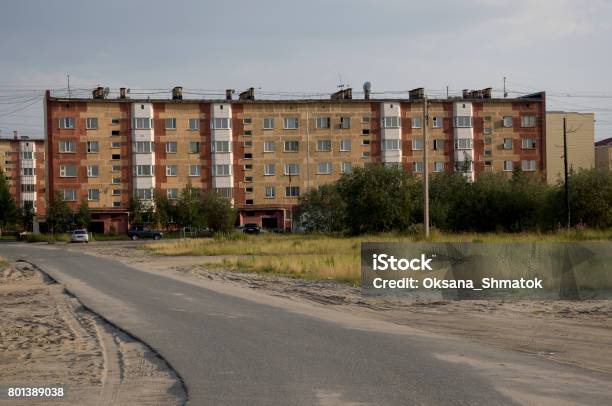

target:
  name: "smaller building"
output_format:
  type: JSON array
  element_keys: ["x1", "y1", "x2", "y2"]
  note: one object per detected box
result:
[
  {"x1": 595, "y1": 137, "x2": 612, "y2": 170},
  {"x1": 545, "y1": 112, "x2": 595, "y2": 184}
]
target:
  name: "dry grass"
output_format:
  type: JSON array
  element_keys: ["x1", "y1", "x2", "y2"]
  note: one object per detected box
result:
[{"x1": 143, "y1": 229, "x2": 612, "y2": 285}]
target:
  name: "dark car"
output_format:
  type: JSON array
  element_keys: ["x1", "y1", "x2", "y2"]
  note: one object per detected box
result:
[
  {"x1": 127, "y1": 225, "x2": 163, "y2": 240},
  {"x1": 242, "y1": 223, "x2": 262, "y2": 235}
]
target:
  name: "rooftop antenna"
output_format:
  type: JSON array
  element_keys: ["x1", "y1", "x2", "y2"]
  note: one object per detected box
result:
[
  {"x1": 337, "y1": 74, "x2": 345, "y2": 90},
  {"x1": 67, "y1": 74, "x2": 71, "y2": 99},
  {"x1": 503, "y1": 76, "x2": 508, "y2": 98}
]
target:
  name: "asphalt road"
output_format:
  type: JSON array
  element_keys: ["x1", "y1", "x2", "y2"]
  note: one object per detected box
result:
[{"x1": 1, "y1": 242, "x2": 610, "y2": 405}]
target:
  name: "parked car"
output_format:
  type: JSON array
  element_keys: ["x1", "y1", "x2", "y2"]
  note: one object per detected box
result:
[
  {"x1": 127, "y1": 225, "x2": 163, "y2": 240},
  {"x1": 70, "y1": 229, "x2": 89, "y2": 243},
  {"x1": 242, "y1": 223, "x2": 262, "y2": 235}
]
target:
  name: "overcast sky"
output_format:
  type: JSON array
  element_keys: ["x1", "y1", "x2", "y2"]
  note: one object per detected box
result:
[{"x1": 1, "y1": 0, "x2": 610, "y2": 140}]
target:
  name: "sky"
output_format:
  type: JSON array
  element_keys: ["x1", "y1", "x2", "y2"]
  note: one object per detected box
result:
[{"x1": 1, "y1": 0, "x2": 611, "y2": 140}]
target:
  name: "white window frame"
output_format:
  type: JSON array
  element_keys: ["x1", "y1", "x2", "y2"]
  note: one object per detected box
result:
[
  {"x1": 212, "y1": 164, "x2": 230, "y2": 177},
  {"x1": 503, "y1": 160, "x2": 514, "y2": 171},
  {"x1": 212, "y1": 118, "x2": 231, "y2": 129},
  {"x1": 341, "y1": 162, "x2": 352, "y2": 174},
  {"x1": 263, "y1": 117, "x2": 274, "y2": 130},
  {"x1": 86, "y1": 117, "x2": 98, "y2": 129},
  {"x1": 317, "y1": 162, "x2": 332, "y2": 174},
  {"x1": 59, "y1": 140, "x2": 76, "y2": 153},
  {"x1": 432, "y1": 116, "x2": 442, "y2": 128},
  {"x1": 133, "y1": 141, "x2": 153, "y2": 153},
  {"x1": 455, "y1": 138, "x2": 473, "y2": 150},
  {"x1": 284, "y1": 117, "x2": 299, "y2": 129},
  {"x1": 265, "y1": 186, "x2": 275, "y2": 199},
  {"x1": 284, "y1": 163, "x2": 299, "y2": 176},
  {"x1": 454, "y1": 116, "x2": 473, "y2": 128},
  {"x1": 382, "y1": 116, "x2": 400, "y2": 128},
  {"x1": 503, "y1": 138, "x2": 513, "y2": 150},
  {"x1": 316, "y1": 117, "x2": 330, "y2": 129},
  {"x1": 284, "y1": 140, "x2": 299, "y2": 152},
  {"x1": 434, "y1": 162, "x2": 444, "y2": 172},
  {"x1": 285, "y1": 186, "x2": 300, "y2": 197},
  {"x1": 263, "y1": 140, "x2": 275, "y2": 153},
  {"x1": 522, "y1": 138, "x2": 536, "y2": 149},
  {"x1": 189, "y1": 141, "x2": 200, "y2": 154},
  {"x1": 60, "y1": 165, "x2": 77, "y2": 178},
  {"x1": 189, "y1": 164, "x2": 201, "y2": 176},
  {"x1": 136, "y1": 188, "x2": 153, "y2": 200},
  {"x1": 166, "y1": 141, "x2": 177, "y2": 153},
  {"x1": 62, "y1": 189, "x2": 76, "y2": 201},
  {"x1": 134, "y1": 165, "x2": 153, "y2": 177},
  {"x1": 412, "y1": 139, "x2": 423, "y2": 150},
  {"x1": 382, "y1": 139, "x2": 400, "y2": 151},
  {"x1": 88, "y1": 189, "x2": 99, "y2": 201},
  {"x1": 340, "y1": 139, "x2": 351, "y2": 151},
  {"x1": 167, "y1": 188, "x2": 179, "y2": 200},
  {"x1": 413, "y1": 161, "x2": 424, "y2": 173},
  {"x1": 340, "y1": 117, "x2": 351, "y2": 129},
  {"x1": 521, "y1": 115, "x2": 536, "y2": 128},
  {"x1": 20, "y1": 151, "x2": 33, "y2": 160},
  {"x1": 133, "y1": 117, "x2": 153, "y2": 130},
  {"x1": 86, "y1": 141, "x2": 99, "y2": 153},
  {"x1": 188, "y1": 118, "x2": 200, "y2": 130},
  {"x1": 264, "y1": 164, "x2": 276, "y2": 176},
  {"x1": 59, "y1": 117, "x2": 75, "y2": 129},
  {"x1": 412, "y1": 116, "x2": 422, "y2": 129},
  {"x1": 503, "y1": 116, "x2": 513, "y2": 128},
  {"x1": 521, "y1": 160, "x2": 537, "y2": 172},
  {"x1": 212, "y1": 141, "x2": 230, "y2": 153},
  {"x1": 165, "y1": 118, "x2": 177, "y2": 129},
  {"x1": 166, "y1": 165, "x2": 177, "y2": 177},
  {"x1": 316, "y1": 139, "x2": 332, "y2": 152},
  {"x1": 433, "y1": 139, "x2": 444, "y2": 150},
  {"x1": 87, "y1": 165, "x2": 99, "y2": 177}
]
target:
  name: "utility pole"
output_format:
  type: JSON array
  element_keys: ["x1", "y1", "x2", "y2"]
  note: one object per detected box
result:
[
  {"x1": 563, "y1": 116, "x2": 570, "y2": 229},
  {"x1": 423, "y1": 94, "x2": 430, "y2": 239}
]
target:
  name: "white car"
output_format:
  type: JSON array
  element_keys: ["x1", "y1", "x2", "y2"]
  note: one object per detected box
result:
[{"x1": 70, "y1": 229, "x2": 89, "y2": 243}]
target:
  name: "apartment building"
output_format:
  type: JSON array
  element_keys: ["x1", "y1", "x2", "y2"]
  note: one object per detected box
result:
[
  {"x1": 0, "y1": 134, "x2": 46, "y2": 221},
  {"x1": 44, "y1": 87, "x2": 546, "y2": 232},
  {"x1": 595, "y1": 137, "x2": 612, "y2": 170},
  {"x1": 545, "y1": 112, "x2": 595, "y2": 184}
]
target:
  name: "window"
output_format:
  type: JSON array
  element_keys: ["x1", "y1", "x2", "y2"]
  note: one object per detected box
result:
[
  {"x1": 112, "y1": 177, "x2": 121, "y2": 184},
  {"x1": 59, "y1": 140, "x2": 76, "y2": 153},
  {"x1": 265, "y1": 186, "x2": 275, "y2": 198},
  {"x1": 243, "y1": 117, "x2": 252, "y2": 124},
  {"x1": 87, "y1": 165, "x2": 99, "y2": 177},
  {"x1": 384, "y1": 162, "x2": 401, "y2": 169},
  {"x1": 413, "y1": 162, "x2": 424, "y2": 173},
  {"x1": 166, "y1": 141, "x2": 177, "y2": 153},
  {"x1": 316, "y1": 117, "x2": 330, "y2": 129},
  {"x1": 244, "y1": 164, "x2": 253, "y2": 171},
  {"x1": 263, "y1": 117, "x2": 274, "y2": 129},
  {"x1": 485, "y1": 160, "x2": 492, "y2": 167},
  {"x1": 522, "y1": 160, "x2": 537, "y2": 171},
  {"x1": 485, "y1": 116, "x2": 492, "y2": 122},
  {"x1": 340, "y1": 139, "x2": 351, "y2": 151},
  {"x1": 362, "y1": 129, "x2": 370, "y2": 136},
  {"x1": 165, "y1": 118, "x2": 176, "y2": 129},
  {"x1": 263, "y1": 140, "x2": 275, "y2": 152},
  {"x1": 212, "y1": 118, "x2": 231, "y2": 129},
  {"x1": 86, "y1": 117, "x2": 98, "y2": 129},
  {"x1": 21, "y1": 168, "x2": 35, "y2": 176},
  {"x1": 136, "y1": 188, "x2": 153, "y2": 200},
  {"x1": 503, "y1": 138, "x2": 513, "y2": 150},
  {"x1": 484, "y1": 149, "x2": 492, "y2": 157},
  {"x1": 284, "y1": 140, "x2": 299, "y2": 152},
  {"x1": 112, "y1": 189, "x2": 121, "y2": 196},
  {"x1": 455, "y1": 138, "x2": 473, "y2": 149},
  {"x1": 20, "y1": 151, "x2": 33, "y2": 159},
  {"x1": 340, "y1": 117, "x2": 351, "y2": 129},
  {"x1": 59, "y1": 165, "x2": 77, "y2": 177},
  {"x1": 21, "y1": 184, "x2": 35, "y2": 192},
  {"x1": 112, "y1": 130, "x2": 120, "y2": 136},
  {"x1": 503, "y1": 160, "x2": 514, "y2": 171},
  {"x1": 166, "y1": 165, "x2": 177, "y2": 176},
  {"x1": 113, "y1": 201, "x2": 121, "y2": 208},
  {"x1": 362, "y1": 116, "x2": 370, "y2": 124},
  {"x1": 454, "y1": 116, "x2": 472, "y2": 128},
  {"x1": 432, "y1": 116, "x2": 442, "y2": 128},
  {"x1": 189, "y1": 141, "x2": 200, "y2": 154},
  {"x1": 61, "y1": 189, "x2": 76, "y2": 201},
  {"x1": 190, "y1": 165, "x2": 201, "y2": 176},
  {"x1": 188, "y1": 118, "x2": 199, "y2": 130},
  {"x1": 317, "y1": 162, "x2": 332, "y2": 174},
  {"x1": 284, "y1": 117, "x2": 299, "y2": 129},
  {"x1": 412, "y1": 117, "x2": 422, "y2": 129},
  {"x1": 522, "y1": 138, "x2": 536, "y2": 149},
  {"x1": 59, "y1": 117, "x2": 75, "y2": 129},
  {"x1": 88, "y1": 189, "x2": 99, "y2": 201},
  {"x1": 167, "y1": 188, "x2": 178, "y2": 200},
  {"x1": 484, "y1": 127, "x2": 492, "y2": 135},
  {"x1": 111, "y1": 141, "x2": 121, "y2": 148},
  {"x1": 284, "y1": 163, "x2": 299, "y2": 176},
  {"x1": 264, "y1": 164, "x2": 276, "y2": 176},
  {"x1": 503, "y1": 116, "x2": 513, "y2": 128},
  {"x1": 244, "y1": 141, "x2": 253, "y2": 148},
  {"x1": 485, "y1": 136, "x2": 492, "y2": 145},
  {"x1": 245, "y1": 199, "x2": 254, "y2": 205},
  {"x1": 285, "y1": 186, "x2": 300, "y2": 197},
  {"x1": 215, "y1": 188, "x2": 233, "y2": 198},
  {"x1": 212, "y1": 164, "x2": 230, "y2": 176},
  {"x1": 382, "y1": 116, "x2": 400, "y2": 128},
  {"x1": 316, "y1": 139, "x2": 332, "y2": 151},
  {"x1": 133, "y1": 141, "x2": 153, "y2": 153},
  {"x1": 112, "y1": 165, "x2": 121, "y2": 172},
  {"x1": 362, "y1": 151, "x2": 370, "y2": 157},
  {"x1": 86, "y1": 141, "x2": 99, "y2": 153},
  {"x1": 521, "y1": 115, "x2": 536, "y2": 128},
  {"x1": 133, "y1": 117, "x2": 152, "y2": 129},
  {"x1": 244, "y1": 130, "x2": 252, "y2": 136},
  {"x1": 412, "y1": 139, "x2": 423, "y2": 150},
  {"x1": 213, "y1": 141, "x2": 230, "y2": 153},
  {"x1": 433, "y1": 139, "x2": 444, "y2": 150},
  {"x1": 434, "y1": 162, "x2": 444, "y2": 172},
  {"x1": 244, "y1": 153, "x2": 253, "y2": 159},
  {"x1": 362, "y1": 139, "x2": 370, "y2": 145},
  {"x1": 245, "y1": 187, "x2": 253, "y2": 193},
  {"x1": 134, "y1": 165, "x2": 153, "y2": 176},
  {"x1": 382, "y1": 139, "x2": 400, "y2": 151},
  {"x1": 341, "y1": 162, "x2": 352, "y2": 174},
  {"x1": 111, "y1": 118, "x2": 120, "y2": 125}
]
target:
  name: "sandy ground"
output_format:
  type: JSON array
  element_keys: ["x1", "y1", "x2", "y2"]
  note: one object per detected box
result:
[
  {"x1": 69, "y1": 241, "x2": 612, "y2": 377},
  {"x1": 0, "y1": 257, "x2": 185, "y2": 406}
]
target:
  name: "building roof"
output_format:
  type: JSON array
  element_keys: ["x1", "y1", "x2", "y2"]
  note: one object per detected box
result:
[{"x1": 595, "y1": 137, "x2": 612, "y2": 147}]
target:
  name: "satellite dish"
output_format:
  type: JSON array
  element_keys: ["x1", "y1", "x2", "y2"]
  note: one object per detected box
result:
[
  {"x1": 363, "y1": 81, "x2": 371, "y2": 92},
  {"x1": 103, "y1": 87, "x2": 110, "y2": 97}
]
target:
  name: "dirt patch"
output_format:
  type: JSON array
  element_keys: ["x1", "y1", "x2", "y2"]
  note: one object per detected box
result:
[
  {"x1": 72, "y1": 242, "x2": 612, "y2": 375},
  {"x1": 0, "y1": 258, "x2": 186, "y2": 405}
]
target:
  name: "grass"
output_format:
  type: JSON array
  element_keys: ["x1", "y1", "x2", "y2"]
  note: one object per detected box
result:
[
  {"x1": 143, "y1": 229, "x2": 612, "y2": 285},
  {"x1": 24, "y1": 233, "x2": 70, "y2": 243}
]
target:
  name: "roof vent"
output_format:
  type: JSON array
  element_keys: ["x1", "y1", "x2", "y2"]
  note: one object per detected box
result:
[
  {"x1": 331, "y1": 88, "x2": 352, "y2": 100},
  {"x1": 172, "y1": 86, "x2": 183, "y2": 100},
  {"x1": 482, "y1": 87, "x2": 492, "y2": 99},
  {"x1": 119, "y1": 87, "x2": 130, "y2": 99},
  {"x1": 92, "y1": 86, "x2": 106, "y2": 99},
  {"x1": 363, "y1": 81, "x2": 371, "y2": 100},
  {"x1": 239, "y1": 87, "x2": 255, "y2": 101},
  {"x1": 226, "y1": 89, "x2": 235, "y2": 100},
  {"x1": 409, "y1": 87, "x2": 424, "y2": 100},
  {"x1": 462, "y1": 89, "x2": 470, "y2": 99}
]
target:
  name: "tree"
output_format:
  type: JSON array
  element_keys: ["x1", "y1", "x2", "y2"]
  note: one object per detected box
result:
[
  {"x1": 74, "y1": 201, "x2": 91, "y2": 229},
  {"x1": 296, "y1": 183, "x2": 345, "y2": 232},
  {"x1": 200, "y1": 191, "x2": 236, "y2": 233},
  {"x1": 176, "y1": 184, "x2": 202, "y2": 229},
  {"x1": 46, "y1": 191, "x2": 72, "y2": 234},
  {"x1": 19, "y1": 206, "x2": 34, "y2": 232},
  {"x1": 566, "y1": 168, "x2": 612, "y2": 228},
  {"x1": 153, "y1": 189, "x2": 176, "y2": 230},
  {"x1": 0, "y1": 166, "x2": 18, "y2": 234},
  {"x1": 129, "y1": 198, "x2": 143, "y2": 225}
]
